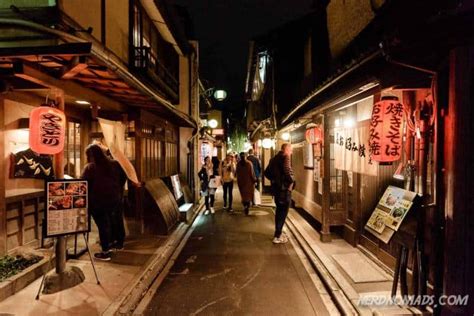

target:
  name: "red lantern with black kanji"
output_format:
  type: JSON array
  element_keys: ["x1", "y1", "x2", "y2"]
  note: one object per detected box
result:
[
  {"x1": 29, "y1": 106, "x2": 66, "y2": 155},
  {"x1": 305, "y1": 126, "x2": 322, "y2": 144},
  {"x1": 369, "y1": 96, "x2": 404, "y2": 163}
]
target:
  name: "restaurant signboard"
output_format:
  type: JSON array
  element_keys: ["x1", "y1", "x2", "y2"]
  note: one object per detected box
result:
[{"x1": 45, "y1": 180, "x2": 89, "y2": 237}]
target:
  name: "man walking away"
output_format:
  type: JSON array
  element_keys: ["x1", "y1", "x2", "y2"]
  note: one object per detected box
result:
[
  {"x1": 264, "y1": 143, "x2": 295, "y2": 244},
  {"x1": 247, "y1": 149, "x2": 261, "y2": 191}
]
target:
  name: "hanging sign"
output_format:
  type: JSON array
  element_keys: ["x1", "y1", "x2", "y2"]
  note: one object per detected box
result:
[
  {"x1": 29, "y1": 106, "x2": 66, "y2": 155},
  {"x1": 334, "y1": 123, "x2": 378, "y2": 176},
  {"x1": 45, "y1": 180, "x2": 90, "y2": 237},
  {"x1": 305, "y1": 126, "x2": 322, "y2": 144},
  {"x1": 369, "y1": 97, "x2": 404, "y2": 163}
]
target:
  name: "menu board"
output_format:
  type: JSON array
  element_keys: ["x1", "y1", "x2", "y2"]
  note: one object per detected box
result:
[
  {"x1": 365, "y1": 186, "x2": 417, "y2": 243},
  {"x1": 170, "y1": 174, "x2": 183, "y2": 200},
  {"x1": 45, "y1": 180, "x2": 89, "y2": 237}
]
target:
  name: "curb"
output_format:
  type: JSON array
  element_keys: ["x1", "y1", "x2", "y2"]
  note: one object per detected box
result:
[
  {"x1": 0, "y1": 251, "x2": 54, "y2": 303},
  {"x1": 284, "y1": 215, "x2": 361, "y2": 315},
  {"x1": 103, "y1": 201, "x2": 204, "y2": 316}
]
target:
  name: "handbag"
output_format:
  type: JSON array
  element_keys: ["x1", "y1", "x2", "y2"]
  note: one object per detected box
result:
[
  {"x1": 253, "y1": 188, "x2": 261, "y2": 205},
  {"x1": 208, "y1": 176, "x2": 221, "y2": 189}
]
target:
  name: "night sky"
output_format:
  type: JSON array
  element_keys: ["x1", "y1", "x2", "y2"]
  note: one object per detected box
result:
[{"x1": 171, "y1": 0, "x2": 314, "y2": 122}]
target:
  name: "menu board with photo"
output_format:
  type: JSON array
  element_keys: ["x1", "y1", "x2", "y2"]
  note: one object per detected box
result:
[
  {"x1": 365, "y1": 185, "x2": 417, "y2": 243},
  {"x1": 45, "y1": 180, "x2": 89, "y2": 237}
]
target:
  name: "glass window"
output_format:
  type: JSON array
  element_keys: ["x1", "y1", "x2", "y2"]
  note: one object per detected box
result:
[{"x1": 64, "y1": 120, "x2": 81, "y2": 178}]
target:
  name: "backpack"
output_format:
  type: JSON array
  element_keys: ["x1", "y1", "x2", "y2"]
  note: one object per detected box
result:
[{"x1": 264, "y1": 157, "x2": 275, "y2": 181}]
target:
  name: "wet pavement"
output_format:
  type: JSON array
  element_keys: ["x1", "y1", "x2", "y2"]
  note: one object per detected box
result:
[{"x1": 146, "y1": 188, "x2": 330, "y2": 315}]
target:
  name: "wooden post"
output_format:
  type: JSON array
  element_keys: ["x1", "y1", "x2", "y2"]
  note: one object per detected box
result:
[
  {"x1": 321, "y1": 113, "x2": 331, "y2": 242},
  {"x1": 53, "y1": 89, "x2": 66, "y2": 274},
  {"x1": 442, "y1": 46, "x2": 474, "y2": 315},
  {"x1": 0, "y1": 96, "x2": 6, "y2": 255}
]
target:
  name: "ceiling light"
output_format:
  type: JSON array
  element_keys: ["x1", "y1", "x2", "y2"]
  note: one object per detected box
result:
[{"x1": 76, "y1": 100, "x2": 90, "y2": 105}]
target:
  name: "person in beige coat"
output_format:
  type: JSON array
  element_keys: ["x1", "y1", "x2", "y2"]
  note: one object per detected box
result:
[
  {"x1": 220, "y1": 153, "x2": 236, "y2": 212},
  {"x1": 236, "y1": 152, "x2": 256, "y2": 215}
]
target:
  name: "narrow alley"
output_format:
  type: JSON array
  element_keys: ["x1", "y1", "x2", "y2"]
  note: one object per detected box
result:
[
  {"x1": 146, "y1": 189, "x2": 331, "y2": 315},
  {"x1": 0, "y1": 1, "x2": 473, "y2": 315}
]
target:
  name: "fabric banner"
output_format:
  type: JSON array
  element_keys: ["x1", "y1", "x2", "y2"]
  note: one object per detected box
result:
[
  {"x1": 98, "y1": 118, "x2": 139, "y2": 184},
  {"x1": 334, "y1": 123, "x2": 378, "y2": 176}
]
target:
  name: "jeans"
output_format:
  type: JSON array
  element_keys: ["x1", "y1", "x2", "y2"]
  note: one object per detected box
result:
[
  {"x1": 205, "y1": 194, "x2": 215, "y2": 209},
  {"x1": 274, "y1": 190, "x2": 291, "y2": 238},
  {"x1": 223, "y1": 181, "x2": 233, "y2": 208}
]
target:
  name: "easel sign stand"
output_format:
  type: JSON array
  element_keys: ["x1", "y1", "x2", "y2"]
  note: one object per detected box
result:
[
  {"x1": 35, "y1": 179, "x2": 100, "y2": 299},
  {"x1": 364, "y1": 186, "x2": 427, "y2": 304}
]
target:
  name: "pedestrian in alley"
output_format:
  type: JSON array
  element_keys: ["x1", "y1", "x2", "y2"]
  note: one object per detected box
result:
[
  {"x1": 220, "y1": 153, "x2": 236, "y2": 212},
  {"x1": 81, "y1": 144, "x2": 125, "y2": 260},
  {"x1": 247, "y1": 149, "x2": 261, "y2": 189},
  {"x1": 264, "y1": 143, "x2": 295, "y2": 244},
  {"x1": 236, "y1": 152, "x2": 256, "y2": 215},
  {"x1": 198, "y1": 156, "x2": 216, "y2": 214}
]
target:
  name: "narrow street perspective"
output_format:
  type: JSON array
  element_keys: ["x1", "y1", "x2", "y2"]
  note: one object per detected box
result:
[
  {"x1": 0, "y1": 1, "x2": 473, "y2": 316},
  {"x1": 146, "y1": 189, "x2": 330, "y2": 316}
]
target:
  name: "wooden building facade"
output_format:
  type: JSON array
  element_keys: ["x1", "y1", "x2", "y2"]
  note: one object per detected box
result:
[
  {"x1": 245, "y1": 1, "x2": 474, "y2": 314},
  {"x1": 0, "y1": 0, "x2": 200, "y2": 254}
]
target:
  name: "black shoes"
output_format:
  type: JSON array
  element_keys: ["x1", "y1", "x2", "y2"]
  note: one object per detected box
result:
[{"x1": 94, "y1": 251, "x2": 112, "y2": 261}]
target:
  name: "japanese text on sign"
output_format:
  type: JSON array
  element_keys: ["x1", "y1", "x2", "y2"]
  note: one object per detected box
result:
[
  {"x1": 369, "y1": 99, "x2": 404, "y2": 162},
  {"x1": 334, "y1": 124, "x2": 378, "y2": 176}
]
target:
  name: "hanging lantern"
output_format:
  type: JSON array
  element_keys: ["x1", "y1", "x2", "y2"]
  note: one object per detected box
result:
[
  {"x1": 305, "y1": 126, "x2": 322, "y2": 144},
  {"x1": 369, "y1": 96, "x2": 404, "y2": 163},
  {"x1": 29, "y1": 105, "x2": 66, "y2": 155}
]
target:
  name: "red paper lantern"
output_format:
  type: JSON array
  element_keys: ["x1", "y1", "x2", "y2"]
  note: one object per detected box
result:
[
  {"x1": 305, "y1": 126, "x2": 322, "y2": 144},
  {"x1": 29, "y1": 106, "x2": 66, "y2": 155},
  {"x1": 369, "y1": 97, "x2": 404, "y2": 163}
]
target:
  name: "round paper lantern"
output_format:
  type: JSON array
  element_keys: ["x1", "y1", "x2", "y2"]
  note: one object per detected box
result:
[
  {"x1": 305, "y1": 126, "x2": 322, "y2": 144},
  {"x1": 29, "y1": 106, "x2": 66, "y2": 155},
  {"x1": 262, "y1": 138, "x2": 272, "y2": 149},
  {"x1": 369, "y1": 97, "x2": 404, "y2": 163}
]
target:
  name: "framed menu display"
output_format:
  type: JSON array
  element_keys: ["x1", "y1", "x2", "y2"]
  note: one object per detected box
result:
[
  {"x1": 45, "y1": 180, "x2": 90, "y2": 237},
  {"x1": 364, "y1": 185, "x2": 417, "y2": 243}
]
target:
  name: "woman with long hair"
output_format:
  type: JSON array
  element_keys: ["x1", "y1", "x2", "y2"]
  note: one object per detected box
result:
[
  {"x1": 81, "y1": 144, "x2": 125, "y2": 261},
  {"x1": 236, "y1": 152, "x2": 256, "y2": 215},
  {"x1": 198, "y1": 156, "x2": 216, "y2": 214}
]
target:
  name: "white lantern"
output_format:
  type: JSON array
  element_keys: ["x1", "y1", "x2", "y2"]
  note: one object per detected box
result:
[
  {"x1": 208, "y1": 119, "x2": 218, "y2": 129},
  {"x1": 262, "y1": 138, "x2": 272, "y2": 149},
  {"x1": 213, "y1": 90, "x2": 227, "y2": 101},
  {"x1": 281, "y1": 132, "x2": 290, "y2": 141}
]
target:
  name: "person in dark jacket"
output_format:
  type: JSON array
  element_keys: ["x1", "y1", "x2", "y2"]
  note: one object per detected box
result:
[
  {"x1": 247, "y1": 149, "x2": 261, "y2": 191},
  {"x1": 198, "y1": 156, "x2": 216, "y2": 214},
  {"x1": 81, "y1": 144, "x2": 125, "y2": 260},
  {"x1": 264, "y1": 143, "x2": 295, "y2": 244}
]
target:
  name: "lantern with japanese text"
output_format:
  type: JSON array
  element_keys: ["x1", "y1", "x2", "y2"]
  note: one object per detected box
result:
[
  {"x1": 369, "y1": 96, "x2": 404, "y2": 163},
  {"x1": 305, "y1": 125, "x2": 322, "y2": 144},
  {"x1": 29, "y1": 105, "x2": 66, "y2": 155}
]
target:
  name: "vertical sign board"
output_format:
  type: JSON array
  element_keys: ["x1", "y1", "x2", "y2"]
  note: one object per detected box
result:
[{"x1": 45, "y1": 180, "x2": 90, "y2": 237}]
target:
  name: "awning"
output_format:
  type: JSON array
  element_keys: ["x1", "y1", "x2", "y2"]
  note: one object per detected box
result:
[{"x1": 0, "y1": 18, "x2": 197, "y2": 129}]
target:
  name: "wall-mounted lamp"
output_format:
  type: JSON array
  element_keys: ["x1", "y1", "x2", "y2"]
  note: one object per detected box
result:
[
  {"x1": 208, "y1": 119, "x2": 218, "y2": 129},
  {"x1": 393, "y1": 162, "x2": 405, "y2": 180},
  {"x1": 213, "y1": 90, "x2": 227, "y2": 101},
  {"x1": 76, "y1": 100, "x2": 90, "y2": 105},
  {"x1": 281, "y1": 132, "x2": 290, "y2": 141}
]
